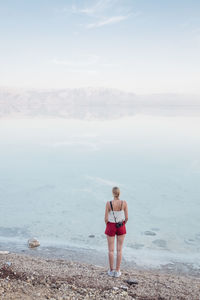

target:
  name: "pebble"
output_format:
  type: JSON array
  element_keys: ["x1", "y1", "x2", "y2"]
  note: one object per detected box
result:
[
  {"x1": 88, "y1": 234, "x2": 95, "y2": 238},
  {"x1": 28, "y1": 238, "x2": 40, "y2": 248},
  {"x1": 120, "y1": 291, "x2": 128, "y2": 296},
  {"x1": 125, "y1": 279, "x2": 139, "y2": 285},
  {"x1": 120, "y1": 285, "x2": 128, "y2": 291},
  {"x1": 0, "y1": 251, "x2": 9, "y2": 255},
  {"x1": 152, "y1": 239, "x2": 167, "y2": 248},
  {"x1": 144, "y1": 230, "x2": 156, "y2": 236}
]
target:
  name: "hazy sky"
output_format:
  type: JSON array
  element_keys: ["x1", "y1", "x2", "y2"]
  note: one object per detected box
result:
[{"x1": 0, "y1": 0, "x2": 200, "y2": 94}]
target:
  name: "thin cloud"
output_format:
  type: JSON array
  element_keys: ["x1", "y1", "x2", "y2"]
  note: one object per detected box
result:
[
  {"x1": 86, "y1": 14, "x2": 129, "y2": 28},
  {"x1": 62, "y1": 0, "x2": 134, "y2": 29},
  {"x1": 65, "y1": 0, "x2": 117, "y2": 16},
  {"x1": 75, "y1": 0, "x2": 113, "y2": 16}
]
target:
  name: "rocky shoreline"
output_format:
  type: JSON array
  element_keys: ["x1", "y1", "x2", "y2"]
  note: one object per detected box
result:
[{"x1": 0, "y1": 252, "x2": 200, "y2": 300}]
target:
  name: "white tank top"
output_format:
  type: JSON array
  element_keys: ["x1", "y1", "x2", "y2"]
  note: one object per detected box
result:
[
  {"x1": 108, "y1": 200, "x2": 125, "y2": 223},
  {"x1": 108, "y1": 210, "x2": 125, "y2": 223}
]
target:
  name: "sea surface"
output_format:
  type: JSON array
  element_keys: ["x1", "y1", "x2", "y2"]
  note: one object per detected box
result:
[{"x1": 0, "y1": 115, "x2": 200, "y2": 270}]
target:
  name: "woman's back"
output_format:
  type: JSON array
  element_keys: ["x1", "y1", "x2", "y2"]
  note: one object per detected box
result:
[
  {"x1": 109, "y1": 199, "x2": 124, "y2": 211},
  {"x1": 108, "y1": 200, "x2": 126, "y2": 223}
]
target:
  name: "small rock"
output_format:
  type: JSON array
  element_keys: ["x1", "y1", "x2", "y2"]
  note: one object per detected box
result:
[
  {"x1": 120, "y1": 291, "x2": 128, "y2": 296},
  {"x1": 152, "y1": 239, "x2": 167, "y2": 248},
  {"x1": 0, "y1": 251, "x2": 9, "y2": 254},
  {"x1": 88, "y1": 234, "x2": 95, "y2": 238},
  {"x1": 28, "y1": 238, "x2": 40, "y2": 248},
  {"x1": 144, "y1": 230, "x2": 156, "y2": 236},
  {"x1": 112, "y1": 287, "x2": 119, "y2": 290},
  {"x1": 120, "y1": 285, "x2": 128, "y2": 291},
  {"x1": 36, "y1": 293, "x2": 41, "y2": 297},
  {"x1": 125, "y1": 279, "x2": 139, "y2": 285}
]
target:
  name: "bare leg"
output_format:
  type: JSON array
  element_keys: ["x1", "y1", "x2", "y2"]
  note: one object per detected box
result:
[
  {"x1": 106, "y1": 235, "x2": 115, "y2": 270},
  {"x1": 116, "y1": 234, "x2": 125, "y2": 271}
]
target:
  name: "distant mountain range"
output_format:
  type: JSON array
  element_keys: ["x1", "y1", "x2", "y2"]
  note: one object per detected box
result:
[{"x1": 0, "y1": 87, "x2": 200, "y2": 119}]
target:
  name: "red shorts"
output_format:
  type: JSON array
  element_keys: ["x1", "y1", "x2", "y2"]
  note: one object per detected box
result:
[{"x1": 105, "y1": 221, "x2": 126, "y2": 236}]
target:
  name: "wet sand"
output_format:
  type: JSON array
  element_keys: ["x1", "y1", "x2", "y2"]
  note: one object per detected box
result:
[{"x1": 0, "y1": 251, "x2": 200, "y2": 300}]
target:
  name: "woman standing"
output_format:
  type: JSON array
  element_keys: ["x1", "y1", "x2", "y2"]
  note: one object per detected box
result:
[{"x1": 104, "y1": 187, "x2": 128, "y2": 277}]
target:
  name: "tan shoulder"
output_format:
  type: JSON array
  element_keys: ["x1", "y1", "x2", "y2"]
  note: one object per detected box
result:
[
  {"x1": 122, "y1": 200, "x2": 128, "y2": 207},
  {"x1": 106, "y1": 201, "x2": 111, "y2": 207}
]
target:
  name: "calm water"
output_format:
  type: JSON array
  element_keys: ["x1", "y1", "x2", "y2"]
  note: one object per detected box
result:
[{"x1": 0, "y1": 115, "x2": 200, "y2": 268}]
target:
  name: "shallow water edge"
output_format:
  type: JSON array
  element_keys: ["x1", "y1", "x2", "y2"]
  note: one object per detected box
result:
[{"x1": 0, "y1": 240, "x2": 199, "y2": 278}]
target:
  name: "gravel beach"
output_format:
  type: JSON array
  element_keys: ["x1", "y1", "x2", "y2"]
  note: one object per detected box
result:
[{"x1": 0, "y1": 251, "x2": 200, "y2": 300}]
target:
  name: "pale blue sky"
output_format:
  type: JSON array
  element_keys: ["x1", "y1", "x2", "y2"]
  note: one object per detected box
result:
[{"x1": 0, "y1": 0, "x2": 200, "y2": 93}]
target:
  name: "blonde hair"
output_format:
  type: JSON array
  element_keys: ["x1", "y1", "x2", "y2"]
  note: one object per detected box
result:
[{"x1": 112, "y1": 186, "x2": 120, "y2": 198}]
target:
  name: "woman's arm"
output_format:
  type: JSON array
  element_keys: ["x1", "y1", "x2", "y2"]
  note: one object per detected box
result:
[
  {"x1": 104, "y1": 201, "x2": 109, "y2": 224},
  {"x1": 124, "y1": 201, "x2": 128, "y2": 224}
]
